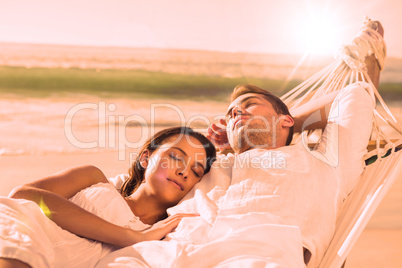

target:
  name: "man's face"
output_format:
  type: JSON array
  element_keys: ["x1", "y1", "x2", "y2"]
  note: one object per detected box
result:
[{"x1": 225, "y1": 93, "x2": 282, "y2": 153}]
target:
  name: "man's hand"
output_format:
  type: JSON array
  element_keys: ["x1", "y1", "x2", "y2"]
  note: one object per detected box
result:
[{"x1": 206, "y1": 119, "x2": 232, "y2": 152}]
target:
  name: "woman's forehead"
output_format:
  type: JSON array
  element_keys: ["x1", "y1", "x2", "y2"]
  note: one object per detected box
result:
[{"x1": 160, "y1": 135, "x2": 206, "y2": 154}]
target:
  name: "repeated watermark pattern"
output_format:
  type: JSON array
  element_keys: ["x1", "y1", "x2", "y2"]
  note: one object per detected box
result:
[{"x1": 64, "y1": 101, "x2": 339, "y2": 167}]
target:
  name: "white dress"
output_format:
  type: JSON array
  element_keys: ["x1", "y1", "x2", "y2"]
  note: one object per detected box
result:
[{"x1": 0, "y1": 182, "x2": 149, "y2": 268}]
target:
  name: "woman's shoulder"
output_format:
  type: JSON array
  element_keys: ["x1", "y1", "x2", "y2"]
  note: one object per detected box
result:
[
  {"x1": 69, "y1": 182, "x2": 122, "y2": 206},
  {"x1": 107, "y1": 174, "x2": 129, "y2": 192},
  {"x1": 70, "y1": 182, "x2": 135, "y2": 226}
]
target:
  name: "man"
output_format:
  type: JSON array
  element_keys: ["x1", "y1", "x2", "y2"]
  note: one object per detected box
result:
[
  {"x1": 205, "y1": 79, "x2": 375, "y2": 267},
  {"x1": 198, "y1": 21, "x2": 384, "y2": 268},
  {"x1": 200, "y1": 22, "x2": 383, "y2": 266}
]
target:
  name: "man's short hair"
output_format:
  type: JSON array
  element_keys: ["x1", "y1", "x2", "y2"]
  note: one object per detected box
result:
[{"x1": 230, "y1": 84, "x2": 294, "y2": 145}]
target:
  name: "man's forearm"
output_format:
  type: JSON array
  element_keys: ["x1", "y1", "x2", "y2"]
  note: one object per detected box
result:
[{"x1": 291, "y1": 90, "x2": 340, "y2": 132}]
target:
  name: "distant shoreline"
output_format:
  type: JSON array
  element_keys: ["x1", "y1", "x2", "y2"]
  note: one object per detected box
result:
[
  {"x1": 1, "y1": 41, "x2": 401, "y2": 60},
  {"x1": 1, "y1": 42, "x2": 402, "y2": 83}
]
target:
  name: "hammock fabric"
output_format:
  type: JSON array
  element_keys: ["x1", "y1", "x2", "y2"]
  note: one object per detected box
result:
[{"x1": 280, "y1": 19, "x2": 402, "y2": 268}]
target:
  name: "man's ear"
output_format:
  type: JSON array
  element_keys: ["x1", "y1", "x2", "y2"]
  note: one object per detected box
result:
[
  {"x1": 139, "y1": 149, "x2": 150, "y2": 168},
  {"x1": 281, "y1": 115, "x2": 294, "y2": 128}
]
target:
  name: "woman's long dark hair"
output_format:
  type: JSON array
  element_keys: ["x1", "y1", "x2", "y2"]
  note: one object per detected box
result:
[{"x1": 121, "y1": 126, "x2": 216, "y2": 197}]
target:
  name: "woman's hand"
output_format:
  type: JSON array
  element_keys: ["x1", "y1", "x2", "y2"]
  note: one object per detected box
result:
[
  {"x1": 139, "y1": 213, "x2": 199, "y2": 242},
  {"x1": 206, "y1": 119, "x2": 232, "y2": 152}
]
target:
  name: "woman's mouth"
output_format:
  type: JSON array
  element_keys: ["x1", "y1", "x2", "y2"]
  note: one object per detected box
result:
[{"x1": 166, "y1": 178, "x2": 184, "y2": 191}]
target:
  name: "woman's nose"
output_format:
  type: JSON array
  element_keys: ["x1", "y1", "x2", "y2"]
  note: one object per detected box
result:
[{"x1": 177, "y1": 169, "x2": 188, "y2": 180}]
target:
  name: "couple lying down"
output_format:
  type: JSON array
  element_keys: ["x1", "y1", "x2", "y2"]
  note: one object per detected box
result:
[
  {"x1": 0, "y1": 23, "x2": 382, "y2": 268},
  {"x1": 0, "y1": 80, "x2": 375, "y2": 268}
]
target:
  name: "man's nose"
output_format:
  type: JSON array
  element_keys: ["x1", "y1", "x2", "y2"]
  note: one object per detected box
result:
[{"x1": 232, "y1": 105, "x2": 243, "y2": 118}]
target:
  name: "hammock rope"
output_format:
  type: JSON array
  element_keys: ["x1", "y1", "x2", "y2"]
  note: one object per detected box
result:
[
  {"x1": 284, "y1": 18, "x2": 402, "y2": 268},
  {"x1": 282, "y1": 18, "x2": 402, "y2": 156}
]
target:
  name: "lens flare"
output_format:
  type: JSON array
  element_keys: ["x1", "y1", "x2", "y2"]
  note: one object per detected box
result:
[
  {"x1": 39, "y1": 197, "x2": 52, "y2": 218},
  {"x1": 294, "y1": 6, "x2": 343, "y2": 55}
]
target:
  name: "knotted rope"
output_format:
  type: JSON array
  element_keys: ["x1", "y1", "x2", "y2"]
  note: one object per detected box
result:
[{"x1": 337, "y1": 18, "x2": 387, "y2": 72}]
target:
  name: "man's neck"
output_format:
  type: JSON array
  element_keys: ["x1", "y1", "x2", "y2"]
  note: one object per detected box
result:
[{"x1": 236, "y1": 143, "x2": 286, "y2": 154}]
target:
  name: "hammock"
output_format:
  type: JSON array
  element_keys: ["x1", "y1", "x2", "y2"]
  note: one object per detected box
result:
[{"x1": 280, "y1": 19, "x2": 402, "y2": 268}]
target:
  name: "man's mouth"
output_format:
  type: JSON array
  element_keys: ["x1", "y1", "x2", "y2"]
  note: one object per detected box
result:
[
  {"x1": 167, "y1": 178, "x2": 184, "y2": 191},
  {"x1": 233, "y1": 117, "x2": 249, "y2": 130}
]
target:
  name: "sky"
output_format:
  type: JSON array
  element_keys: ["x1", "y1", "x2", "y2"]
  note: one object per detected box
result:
[{"x1": 0, "y1": 0, "x2": 401, "y2": 58}]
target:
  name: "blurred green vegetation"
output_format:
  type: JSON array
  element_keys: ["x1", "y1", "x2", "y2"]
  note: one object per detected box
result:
[
  {"x1": 0, "y1": 66, "x2": 299, "y2": 101},
  {"x1": 0, "y1": 66, "x2": 400, "y2": 101}
]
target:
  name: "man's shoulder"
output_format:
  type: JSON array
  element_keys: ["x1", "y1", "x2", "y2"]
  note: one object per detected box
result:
[{"x1": 210, "y1": 152, "x2": 235, "y2": 169}]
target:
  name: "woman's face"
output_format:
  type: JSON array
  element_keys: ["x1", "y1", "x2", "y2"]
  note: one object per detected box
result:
[{"x1": 143, "y1": 134, "x2": 208, "y2": 206}]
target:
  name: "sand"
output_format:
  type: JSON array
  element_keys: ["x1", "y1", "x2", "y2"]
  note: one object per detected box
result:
[{"x1": 347, "y1": 229, "x2": 402, "y2": 268}]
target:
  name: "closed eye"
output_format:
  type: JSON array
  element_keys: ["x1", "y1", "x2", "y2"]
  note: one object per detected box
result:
[
  {"x1": 244, "y1": 102, "x2": 257, "y2": 108},
  {"x1": 192, "y1": 169, "x2": 201, "y2": 178},
  {"x1": 170, "y1": 153, "x2": 182, "y2": 161}
]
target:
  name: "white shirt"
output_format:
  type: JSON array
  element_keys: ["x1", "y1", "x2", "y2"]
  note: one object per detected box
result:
[{"x1": 108, "y1": 82, "x2": 375, "y2": 267}]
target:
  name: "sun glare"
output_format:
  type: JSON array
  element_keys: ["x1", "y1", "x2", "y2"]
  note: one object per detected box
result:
[{"x1": 295, "y1": 10, "x2": 342, "y2": 55}]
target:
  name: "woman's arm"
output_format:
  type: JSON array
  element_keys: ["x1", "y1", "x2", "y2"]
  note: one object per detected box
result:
[
  {"x1": 9, "y1": 165, "x2": 108, "y2": 199},
  {"x1": 291, "y1": 90, "x2": 340, "y2": 133},
  {"x1": 8, "y1": 165, "x2": 182, "y2": 247}
]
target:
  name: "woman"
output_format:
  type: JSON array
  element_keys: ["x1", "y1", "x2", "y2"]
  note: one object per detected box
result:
[{"x1": 0, "y1": 126, "x2": 216, "y2": 268}]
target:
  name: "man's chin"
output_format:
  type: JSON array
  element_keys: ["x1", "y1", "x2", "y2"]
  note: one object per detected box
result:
[
  {"x1": 231, "y1": 136, "x2": 252, "y2": 154},
  {"x1": 231, "y1": 124, "x2": 247, "y2": 135}
]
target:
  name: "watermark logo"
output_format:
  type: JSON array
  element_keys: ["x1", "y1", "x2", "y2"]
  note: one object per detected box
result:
[
  {"x1": 64, "y1": 100, "x2": 339, "y2": 167},
  {"x1": 64, "y1": 101, "x2": 221, "y2": 160}
]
